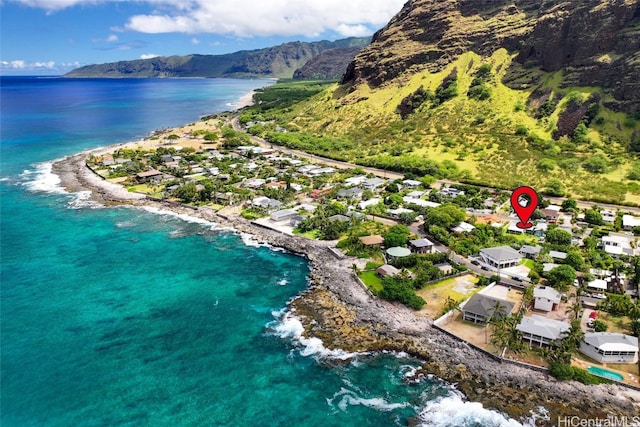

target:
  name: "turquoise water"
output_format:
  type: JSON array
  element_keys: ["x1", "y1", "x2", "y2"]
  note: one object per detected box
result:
[
  {"x1": 587, "y1": 366, "x2": 624, "y2": 381},
  {"x1": 0, "y1": 77, "x2": 531, "y2": 426}
]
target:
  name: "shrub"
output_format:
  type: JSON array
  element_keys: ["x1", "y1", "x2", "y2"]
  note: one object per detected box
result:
[
  {"x1": 548, "y1": 363, "x2": 607, "y2": 385},
  {"x1": 592, "y1": 319, "x2": 608, "y2": 332},
  {"x1": 515, "y1": 125, "x2": 529, "y2": 136},
  {"x1": 582, "y1": 155, "x2": 608, "y2": 174}
]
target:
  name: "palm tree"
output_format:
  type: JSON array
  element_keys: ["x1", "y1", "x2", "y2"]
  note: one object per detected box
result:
[
  {"x1": 565, "y1": 301, "x2": 583, "y2": 320},
  {"x1": 563, "y1": 319, "x2": 585, "y2": 351}
]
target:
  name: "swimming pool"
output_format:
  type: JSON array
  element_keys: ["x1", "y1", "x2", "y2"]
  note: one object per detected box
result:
[{"x1": 587, "y1": 366, "x2": 624, "y2": 381}]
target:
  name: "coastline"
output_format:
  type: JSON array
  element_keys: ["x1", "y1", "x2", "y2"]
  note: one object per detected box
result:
[{"x1": 51, "y1": 150, "x2": 640, "y2": 425}]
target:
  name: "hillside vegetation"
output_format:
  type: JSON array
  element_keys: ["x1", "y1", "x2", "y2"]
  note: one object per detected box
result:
[{"x1": 240, "y1": 50, "x2": 640, "y2": 205}]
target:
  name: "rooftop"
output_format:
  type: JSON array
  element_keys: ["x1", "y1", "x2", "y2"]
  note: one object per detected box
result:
[
  {"x1": 533, "y1": 286, "x2": 561, "y2": 302},
  {"x1": 463, "y1": 294, "x2": 515, "y2": 319},
  {"x1": 480, "y1": 246, "x2": 522, "y2": 262},
  {"x1": 583, "y1": 332, "x2": 639, "y2": 352},
  {"x1": 517, "y1": 314, "x2": 570, "y2": 340}
]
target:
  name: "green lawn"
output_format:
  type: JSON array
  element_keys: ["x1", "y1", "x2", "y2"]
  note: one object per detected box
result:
[
  {"x1": 293, "y1": 229, "x2": 320, "y2": 239},
  {"x1": 522, "y1": 259, "x2": 535, "y2": 269},
  {"x1": 358, "y1": 270, "x2": 383, "y2": 294}
]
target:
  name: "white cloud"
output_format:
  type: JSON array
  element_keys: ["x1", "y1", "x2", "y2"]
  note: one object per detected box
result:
[
  {"x1": 14, "y1": 0, "x2": 405, "y2": 37},
  {"x1": 107, "y1": 34, "x2": 119, "y2": 42},
  {"x1": 123, "y1": 1, "x2": 405, "y2": 36},
  {"x1": 1, "y1": 59, "x2": 56, "y2": 70},
  {"x1": 140, "y1": 53, "x2": 160, "y2": 59},
  {"x1": 191, "y1": 37, "x2": 199, "y2": 45},
  {"x1": 14, "y1": 0, "x2": 102, "y2": 12}
]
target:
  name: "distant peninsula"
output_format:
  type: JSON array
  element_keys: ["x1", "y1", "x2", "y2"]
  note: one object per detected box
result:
[{"x1": 64, "y1": 37, "x2": 370, "y2": 79}]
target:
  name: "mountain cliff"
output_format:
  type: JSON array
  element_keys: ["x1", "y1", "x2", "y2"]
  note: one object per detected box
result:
[
  {"x1": 292, "y1": 46, "x2": 365, "y2": 80},
  {"x1": 342, "y1": 0, "x2": 640, "y2": 113},
  {"x1": 64, "y1": 37, "x2": 370, "y2": 79}
]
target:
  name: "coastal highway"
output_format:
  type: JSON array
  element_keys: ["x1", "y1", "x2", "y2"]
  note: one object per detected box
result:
[{"x1": 230, "y1": 116, "x2": 640, "y2": 216}]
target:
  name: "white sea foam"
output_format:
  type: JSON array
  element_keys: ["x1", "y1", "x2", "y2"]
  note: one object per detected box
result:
[
  {"x1": 417, "y1": 390, "x2": 527, "y2": 427},
  {"x1": 277, "y1": 278, "x2": 289, "y2": 286},
  {"x1": 67, "y1": 190, "x2": 104, "y2": 209},
  {"x1": 20, "y1": 161, "x2": 67, "y2": 194},
  {"x1": 328, "y1": 387, "x2": 410, "y2": 412},
  {"x1": 139, "y1": 205, "x2": 217, "y2": 227},
  {"x1": 268, "y1": 311, "x2": 363, "y2": 361}
]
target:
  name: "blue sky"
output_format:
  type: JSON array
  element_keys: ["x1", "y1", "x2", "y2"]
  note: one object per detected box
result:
[{"x1": 0, "y1": 0, "x2": 406, "y2": 75}]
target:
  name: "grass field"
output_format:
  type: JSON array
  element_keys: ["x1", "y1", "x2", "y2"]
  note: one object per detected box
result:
[{"x1": 358, "y1": 270, "x2": 383, "y2": 294}]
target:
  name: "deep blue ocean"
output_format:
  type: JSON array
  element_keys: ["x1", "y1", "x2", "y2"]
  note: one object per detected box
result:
[{"x1": 0, "y1": 76, "x2": 533, "y2": 426}]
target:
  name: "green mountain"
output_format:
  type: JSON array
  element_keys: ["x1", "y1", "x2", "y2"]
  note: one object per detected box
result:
[
  {"x1": 241, "y1": 0, "x2": 640, "y2": 205},
  {"x1": 64, "y1": 37, "x2": 370, "y2": 79}
]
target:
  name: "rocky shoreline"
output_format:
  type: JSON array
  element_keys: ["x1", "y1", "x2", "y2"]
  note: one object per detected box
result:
[{"x1": 53, "y1": 153, "x2": 640, "y2": 425}]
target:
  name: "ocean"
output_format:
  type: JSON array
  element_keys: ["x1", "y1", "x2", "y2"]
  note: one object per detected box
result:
[{"x1": 0, "y1": 76, "x2": 534, "y2": 426}]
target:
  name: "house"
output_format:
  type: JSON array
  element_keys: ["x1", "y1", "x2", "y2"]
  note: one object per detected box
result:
[
  {"x1": 244, "y1": 178, "x2": 266, "y2": 189},
  {"x1": 358, "y1": 198, "x2": 381, "y2": 210},
  {"x1": 517, "y1": 315, "x2": 570, "y2": 347},
  {"x1": 270, "y1": 209, "x2": 297, "y2": 223},
  {"x1": 479, "y1": 246, "x2": 522, "y2": 269},
  {"x1": 376, "y1": 264, "x2": 400, "y2": 278},
  {"x1": 622, "y1": 214, "x2": 640, "y2": 231},
  {"x1": 387, "y1": 207, "x2": 415, "y2": 218},
  {"x1": 402, "y1": 179, "x2": 422, "y2": 188},
  {"x1": 601, "y1": 210, "x2": 616, "y2": 224},
  {"x1": 436, "y1": 263, "x2": 454, "y2": 275},
  {"x1": 343, "y1": 209, "x2": 362, "y2": 219},
  {"x1": 328, "y1": 214, "x2": 350, "y2": 223},
  {"x1": 363, "y1": 177, "x2": 385, "y2": 190},
  {"x1": 337, "y1": 188, "x2": 364, "y2": 199},
  {"x1": 542, "y1": 263, "x2": 559, "y2": 273},
  {"x1": 586, "y1": 279, "x2": 608, "y2": 293},
  {"x1": 461, "y1": 294, "x2": 515, "y2": 324},
  {"x1": 251, "y1": 196, "x2": 282, "y2": 210},
  {"x1": 359, "y1": 235, "x2": 384, "y2": 247},
  {"x1": 439, "y1": 187, "x2": 465, "y2": 198},
  {"x1": 579, "y1": 332, "x2": 639, "y2": 364},
  {"x1": 307, "y1": 167, "x2": 336, "y2": 176},
  {"x1": 533, "y1": 286, "x2": 562, "y2": 312},
  {"x1": 507, "y1": 221, "x2": 525, "y2": 235},
  {"x1": 542, "y1": 209, "x2": 560, "y2": 223},
  {"x1": 409, "y1": 238, "x2": 435, "y2": 254},
  {"x1": 601, "y1": 234, "x2": 637, "y2": 257},
  {"x1": 403, "y1": 197, "x2": 438, "y2": 208},
  {"x1": 386, "y1": 247, "x2": 411, "y2": 260},
  {"x1": 452, "y1": 221, "x2": 475, "y2": 234},
  {"x1": 549, "y1": 250, "x2": 567, "y2": 261},
  {"x1": 135, "y1": 169, "x2": 163, "y2": 183},
  {"x1": 344, "y1": 175, "x2": 367, "y2": 187},
  {"x1": 405, "y1": 190, "x2": 425, "y2": 198},
  {"x1": 520, "y1": 245, "x2": 542, "y2": 259}
]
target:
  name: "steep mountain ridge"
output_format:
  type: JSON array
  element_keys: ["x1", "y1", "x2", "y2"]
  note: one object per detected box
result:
[
  {"x1": 293, "y1": 46, "x2": 365, "y2": 80},
  {"x1": 65, "y1": 37, "x2": 369, "y2": 79},
  {"x1": 343, "y1": 0, "x2": 640, "y2": 112}
]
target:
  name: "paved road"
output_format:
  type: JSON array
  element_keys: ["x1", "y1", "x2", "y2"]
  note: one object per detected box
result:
[{"x1": 230, "y1": 116, "x2": 640, "y2": 215}]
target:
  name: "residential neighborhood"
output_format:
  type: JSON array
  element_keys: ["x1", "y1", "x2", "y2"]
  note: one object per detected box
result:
[{"x1": 88, "y1": 120, "x2": 640, "y2": 387}]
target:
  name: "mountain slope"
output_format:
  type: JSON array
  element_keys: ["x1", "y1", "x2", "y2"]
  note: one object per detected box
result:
[
  {"x1": 342, "y1": 0, "x2": 640, "y2": 113},
  {"x1": 240, "y1": 0, "x2": 640, "y2": 205},
  {"x1": 64, "y1": 37, "x2": 370, "y2": 79},
  {"x1": 292, "y1": 46, "x2": 365, "y2": 80}
]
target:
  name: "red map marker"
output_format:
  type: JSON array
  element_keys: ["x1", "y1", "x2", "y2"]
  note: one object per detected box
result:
[{"x1": 510, "y1": 186, "x2": 538, "y2": 229}]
